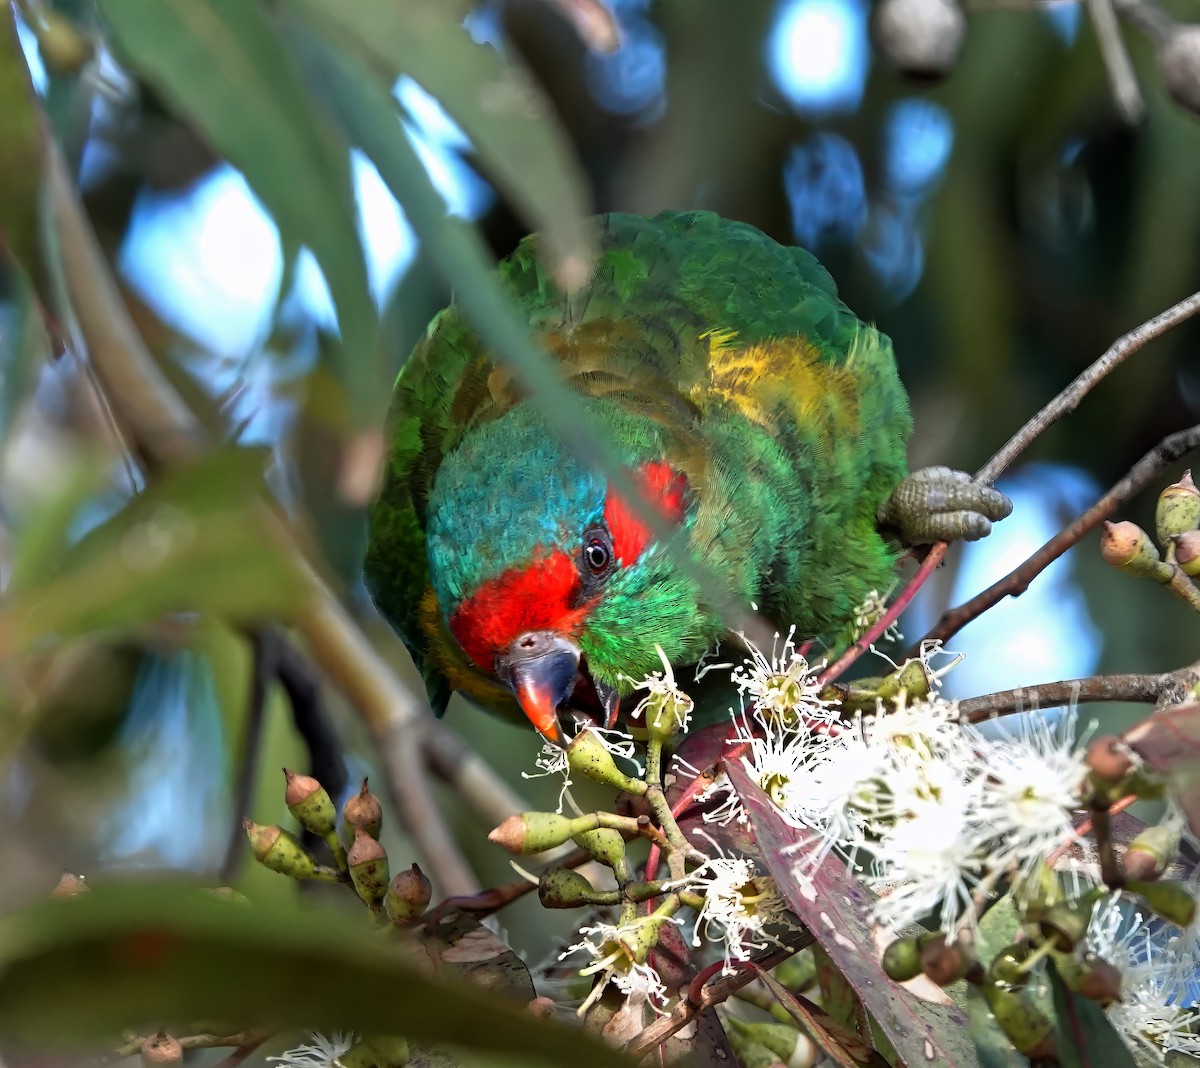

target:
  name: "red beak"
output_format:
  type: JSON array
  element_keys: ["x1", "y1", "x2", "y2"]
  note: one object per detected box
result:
[{"x1": 495, "y1": 631, "x2": 582, "y2": 745}]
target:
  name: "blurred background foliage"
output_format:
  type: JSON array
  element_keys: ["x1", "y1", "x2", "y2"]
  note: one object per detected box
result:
[{"x1": 0, "y1": 0, "x2": 1198, "y2": 972}]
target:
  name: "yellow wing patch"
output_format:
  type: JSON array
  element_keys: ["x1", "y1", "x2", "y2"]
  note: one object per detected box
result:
[{"x1": 696, "y1": 327, "x2": 864, "y2": 435}]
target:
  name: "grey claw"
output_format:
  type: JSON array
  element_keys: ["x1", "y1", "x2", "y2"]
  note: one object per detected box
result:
[{"x1": 879, "y1": 467, "x2": 1013, "y2": 546}]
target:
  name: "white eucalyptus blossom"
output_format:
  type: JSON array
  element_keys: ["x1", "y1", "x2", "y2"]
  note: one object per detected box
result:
[
  {"x1": 730, "y1": 627, "x2": 835, "y2": 726},
  {"x1": 852, "y1": 588, "x2": 900, "y2": 641},
  {"x1": 866, "y1": 778, "x2": 986, "y2": 937},
  {"x1": 974, "y1": 707, "x2": 1089, "y2": 881},
  {"x1": 560, "y1": 916, "x2": 676, "y2": 1016},
  {"x1": 685, "y1": 848, "x2": 799, "y2": 973},
  {"x1": 268, "y1": 1033, "x2": 357, "y2": 1068},
  {"x1": 623, "y1": 645, "x2": 694, "y2": 734},
  {"x1": 1087, "y1": 896, "x2": 1200, "y2": 1063}
]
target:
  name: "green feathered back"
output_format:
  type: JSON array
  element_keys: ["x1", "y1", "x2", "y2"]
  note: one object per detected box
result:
[{"x1": 365, "y1": 210, "x2": 911, "y2": 715}]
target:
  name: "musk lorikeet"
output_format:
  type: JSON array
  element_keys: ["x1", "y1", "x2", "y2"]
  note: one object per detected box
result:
[{"x1": 365, "y1": 211, "x2": 1009, "y2": 743}]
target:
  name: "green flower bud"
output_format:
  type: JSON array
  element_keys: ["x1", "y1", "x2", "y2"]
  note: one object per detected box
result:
[
  {"x1": 572, "y1": 826, "x2": 627, "y2": 869},
  {"x1": 1175, "y1": 531, "x2": 1200, "y2": 577},
  {"x1": 982, "y1": 983, "x2": 1056, "y2": 1058},
  {"x1": 989, "y1": 943, "x2": 1034, "y2": 989},
  {"x1": 921, "y1": 933, "x2": 973, "y2": 986},
  {"x1": 723, "y1": 1018, "x2": 808, "y2": 1065},
  {"x1": 1124, "y1": 822, "x2": 1182, "y2": 882},
  {"x1": 284, "y1": 768, "x2": 337, "y2": 838},
  {"x1": 566, "y1": 730, "x2": 644, "y2": 793},
  {"x1": 488, "y1": 811, "x2": 577, "y2": 854},
  {"x1": 348, "y1": 825, "x2": 390, "y2": 907},
  {"x1": 337, "y1": 1036, "x2": 409, "y2": 1068},
  {"x1": 140, "y1": 1032, "x2": 182, "y2": 1068},
  {"x1": 882, "y1": 936, "x2": 923, "y2": 981},
  {"x1": 637, "y1": 688, "x2": 693, "y2": 745},
  {"x1": 1125, "y1": 879, "x2": 1198, "y2": 928},
  {"x1": 538, "y1": 866, "x2": 597, "y2": 908},
  {"x1": 1085, "y1": 735, "x2": 1135, "y2": 784},
  {"x1": 384, "y1": 864, "x2": 432, "y2": 925},
  {"x1": 243, "y1": 818, "x2": 317, "y2": 880},
  {"x1": 1054, "y1": 952, "x2": 1122, "y2": 1006},
  {"x1": 1101, "y1": 521, "x2": 1172, "y2": 581},
  {"x1": 343, "y1": 778, "x2": 383, "y2": 842},
  {"x1": 1156, "y1": 471, "x2": 1200, "y2": 547},
  {"x1": 1034, "y1": 887, "x2": 1107, "y2": 952}
]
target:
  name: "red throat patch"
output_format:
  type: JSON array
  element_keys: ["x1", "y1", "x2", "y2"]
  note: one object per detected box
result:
[
  {"x1": 604, "y1": 462, "x2": 690, "y2": 565},
  {"x1": 449, "y1": 551, "x2": 587, "y2": 671}
]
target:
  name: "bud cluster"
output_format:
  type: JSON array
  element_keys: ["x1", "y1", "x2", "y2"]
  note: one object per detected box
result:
[
  {"x1": 244, "y1": 773, "x2": 431, "y2": 926},
  {"x1": 1100, "y1": 472, "x2": 1200, "y2": 612}
]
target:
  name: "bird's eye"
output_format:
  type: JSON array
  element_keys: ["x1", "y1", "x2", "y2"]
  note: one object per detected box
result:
[
  {"x1": 580, "y1": 525, "x2": 614, "y2": 577},
  {"x1": 585, "y1": 539, "x2": 610, "y2": 573}
]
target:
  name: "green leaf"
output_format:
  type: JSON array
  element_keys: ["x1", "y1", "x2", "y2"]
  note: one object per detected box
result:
[
  {"x1": 4, "y1": 450, "x2": 304, "y2": 652},
  {"x1": 0, "y1": 882, "x2": 627, "y2": 1066},
  {"x1": 284, "y1": 0, "x2": 593, "y2": 287},
  {"x1": 94, "y1": 0, "x2": 381, "y2": 430},
  {"x1": 1047, "y1": 959, "x2": 1138, "y2": 1068},
  {"x1": 0, "y1": 4, "x2": 54, "y2": 327},
  {"x1": 0, "y1": 251, "x2": 50, "y2": 445}
]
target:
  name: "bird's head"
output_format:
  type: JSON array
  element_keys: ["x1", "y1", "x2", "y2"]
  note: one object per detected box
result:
[{"x1": 425, "y1": 403, "x2": 714, "y2": 743}]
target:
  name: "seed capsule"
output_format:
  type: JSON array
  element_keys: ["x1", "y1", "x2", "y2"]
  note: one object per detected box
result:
[
  {"x1": 488, "y1": 812, "x2": 577, "y2": 854},
  {"x1": 1124, "y1": 822, "x2": 1182, "y2": 882},
  {"x1": 882, "y1": 936, "x2": 923, "y2": 982},
  {"x1": 284, "y1": 768, "x2": 337, "y2": 838},
  {"x1": 1156, "y1": 471, "x2": 1200, "y2": 546},
  {"x1": 348, "y1": 825, "x2": 390, "y2": 907},
  {"x1": 1174, "y1": 531, "x2": 1200, "y2": 577},
  {"x1": 140, "y1": 1033, "x2": 183, "y2": 1068},
  {"x1": 384, "y1": 864, "x2": 432, "y2": 925},
  {"x1": 982, "y1": 983, "x2": 1056, "y2": 1058},
  {"x1": 343, "y1": 778, "x2": 383, "y2": 841},
  {"x1": 243, "y1": 818, "x2": 316, "y2": 880},
  {"x1": 1100, "y1": 521, "x2": 1171, "y2": 580}
]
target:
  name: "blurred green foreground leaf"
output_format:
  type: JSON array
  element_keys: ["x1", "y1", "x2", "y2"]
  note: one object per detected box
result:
[{"x1": 0, "y1": 881, "x2": 626, "y2": 1066}]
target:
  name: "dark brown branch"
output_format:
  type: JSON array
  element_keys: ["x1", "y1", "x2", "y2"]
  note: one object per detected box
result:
[
  {"x1": 959, "y1": 671, "x2": 1181, "y2": 722},
  {"x1": 920, "y1": 424, "x2": 1200, "y2": 650},
  {"x1": 625, "y1": 934, "x2": 814, "y2": 1061}
]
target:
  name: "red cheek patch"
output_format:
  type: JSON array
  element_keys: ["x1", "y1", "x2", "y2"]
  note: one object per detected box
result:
[
  {"x1": 450, "y1": 551, "x2": 588, "y2": 670},
  {"x1": 604, "y1": 462, "x2": 690, "y2": 566}
]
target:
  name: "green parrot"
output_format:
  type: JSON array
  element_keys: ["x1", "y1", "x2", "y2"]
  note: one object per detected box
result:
[{"x1": 364, "y1": 211, "x2": 1009, "y2": 743}]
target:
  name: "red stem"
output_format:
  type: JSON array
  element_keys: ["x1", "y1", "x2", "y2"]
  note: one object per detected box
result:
[{"x1": 817, "y1": 543, "x2": 948, "y2": 684}]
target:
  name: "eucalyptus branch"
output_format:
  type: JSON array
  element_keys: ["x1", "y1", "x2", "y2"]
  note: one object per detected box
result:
[
  {"x1": 958, "y1": 668, "x2": 1198, "y2": 722},
  {"x1": 114, "y1": 1030, "x2": 271, "y2": 1059},
  {"x1": 625, "y1": 934, "x2": 814, "y2": 1061},
  {"x1": 922, "y1": 424, "x2": 1200, "y2": 649},
  {"x1": 975, "y1": 289, "x2": 1200, "y2": 486},
  {"x1": 1089, "y1": 0, "x2": 1144, "y2": 122}
]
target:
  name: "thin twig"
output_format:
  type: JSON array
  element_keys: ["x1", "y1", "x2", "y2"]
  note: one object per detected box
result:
[
  {"x1": 625, "y1": 935, "x2": 813, "y2": 1060},
  {"x1": 920, "y1": 424, "x2": 1200, "y2": 649},
  {"x1": 1089, "y1": 0, "x2": 1145, "y2": 122},
  {"x1": 959, "y1": 671, "x2": 1181, "y2": 721},
  {"x1": 976, "y1": 289, "x2": 1200, "y2": 486},
  {"x1": 113, "y1": 1030, "x2": 270, "y2": 1059},
  {"x1": 220, "y1": 630, "x2": 275, "y2": 884}
]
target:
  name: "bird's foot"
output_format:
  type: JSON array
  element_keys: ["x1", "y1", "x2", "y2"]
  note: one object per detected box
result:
[{"x1": 878, "y1": 466, "x2": 1012, "y2": 546}]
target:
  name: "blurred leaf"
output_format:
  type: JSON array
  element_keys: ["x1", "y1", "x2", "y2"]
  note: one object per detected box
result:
[
  {"x1": 0, "y1": 239, "x2": 51, "y2": 445},
  {"x1": 0, "y1": 5, "x2": 54, "y2": 324},
  {"x1": 1124, "y1": 702, "x2": 1200, "y2": 837},
  {"x1": 94, "y1": 0, "x2": 382, "y2": 430},
  {"x1": 7, "y1": 455, "x2": 107, "y2": 586},
  {"x1": 966, "y1": 987, "x2": 1026, "y2": 1068},
  {"x1": 0, "y1": 882, "x2": 626, "y2": 1066},
  {"x1": 4, "y1": 450, "x2": 304, "y2": 652},
  {"x1": 1047, "y1": 959, "x2": 1138, "y2": 1068},
  {"x1": 726, "y1": 759, "x2": 979, "y2": 1068},
  {"x1": 285, "y1": 0, "x2": 594, "y2": 287},
  {"x1": 750, "y1": 964, "x2": 871, "y2": 1068}
]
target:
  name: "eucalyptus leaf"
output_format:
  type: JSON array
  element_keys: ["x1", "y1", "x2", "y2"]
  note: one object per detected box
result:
[
  {"x1": 0, "y1": 882, "x2": 627, "y2": 1066},
  {"x1": 95, "y1": 0, "x2": 382, "y2": 431},
  {"x1": 0, "y1": 252, "x2": 50, "y2": 445},
  {"x1": 1048, "y1": 958, "x2": 1138, "y2": 1068},
  {"x1": 283, "y1": 0, "x2": 593, "y2": 286}
]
